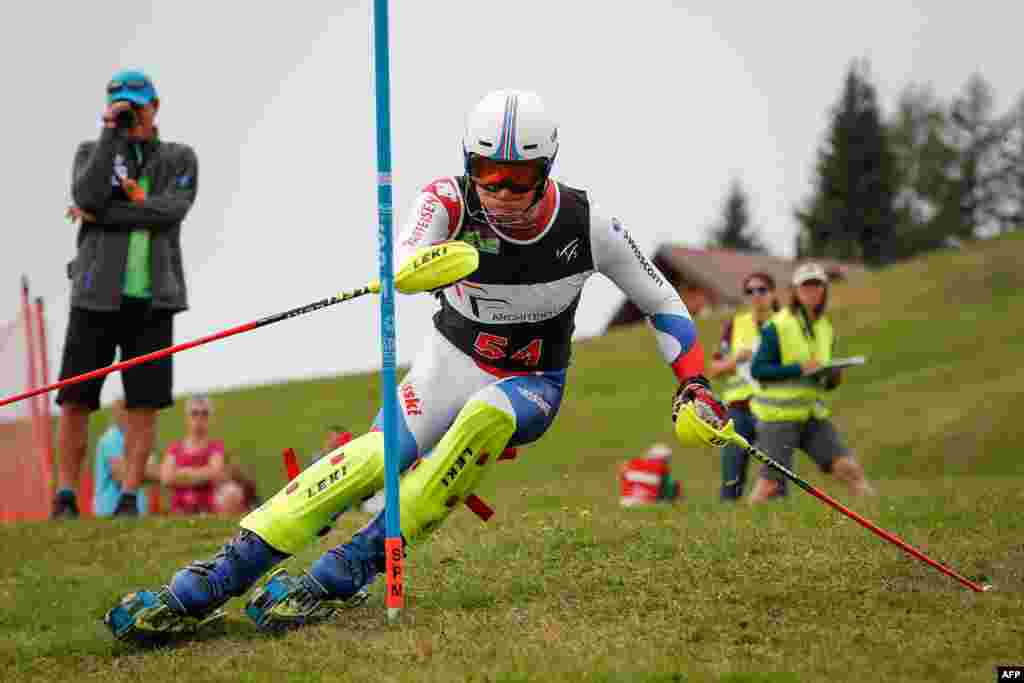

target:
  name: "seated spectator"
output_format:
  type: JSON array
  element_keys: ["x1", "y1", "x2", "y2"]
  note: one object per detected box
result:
[
  {"x1": 215, "y1": 461, "x2": 262, "y2": 515},
  {"x1": 618, "y1": 443, "x2": 681, "y2": 507},
  {"x1": 94, "y1": 399, "x2": 161, "y2": 517},
  {"x1": 160, "y1": 394, "x2": 236, "y2": 516}
]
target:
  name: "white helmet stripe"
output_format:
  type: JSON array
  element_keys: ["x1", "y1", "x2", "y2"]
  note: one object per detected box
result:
[
  {"x1": 507, "y1": 94, "x2": 517, "y2": 159},
  {"x1": 496, "y1": 96, "x2": 509, "y2": 158},
  {"x1": 498, "y1": 94, "x2": 520, "y2": 161}
]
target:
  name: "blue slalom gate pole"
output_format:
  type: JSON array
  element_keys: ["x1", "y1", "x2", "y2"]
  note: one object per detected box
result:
[{"x1": 371, "y1": 0, "x2": 403, "y2": 620}]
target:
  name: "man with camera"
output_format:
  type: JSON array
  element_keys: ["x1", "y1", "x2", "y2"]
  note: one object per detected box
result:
[{"x1": 53, "y1": 69, "x2": 198, "y2": 518}]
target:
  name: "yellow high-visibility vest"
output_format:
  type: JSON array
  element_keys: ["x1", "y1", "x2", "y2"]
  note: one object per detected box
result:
[
  {"x1": 721, "y1": 310, "x2": 760, "y2": 404},
  {"x1": 751, "y1": 307, "x2": 834, "y2": 423}
]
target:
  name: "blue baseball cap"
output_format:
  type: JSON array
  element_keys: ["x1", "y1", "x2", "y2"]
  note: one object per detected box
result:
[{"x1": 106, "y1": 69, "x2": 158, "y2": 106}]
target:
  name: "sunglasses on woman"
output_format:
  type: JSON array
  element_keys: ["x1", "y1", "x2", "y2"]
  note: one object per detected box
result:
[{"x1": 745, "y1": 286, "x2": 771, "y2": 296}]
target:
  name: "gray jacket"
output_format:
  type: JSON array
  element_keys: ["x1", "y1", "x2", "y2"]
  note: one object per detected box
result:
[{"x1": 69, "y1": 127, "x2": 198, "y2": 312}]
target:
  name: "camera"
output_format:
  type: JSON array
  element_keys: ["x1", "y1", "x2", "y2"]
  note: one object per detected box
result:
[{"x1": 114, "y1": 106, "x2": 139, "y2": 129}]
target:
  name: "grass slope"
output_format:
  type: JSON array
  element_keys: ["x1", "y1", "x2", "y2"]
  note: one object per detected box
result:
[{"x1": 2, "y1": 235, "x2": 1024, "y2": 682}]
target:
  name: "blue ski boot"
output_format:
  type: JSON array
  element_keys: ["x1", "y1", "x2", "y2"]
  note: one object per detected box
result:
[
  {"x1": 103, "y1": 530, "x2": 288, "y2": 645},
  {"x1": 245, "y1": 512, "x2": 388, "y2": 632},
  {"x1": 245, "y1": 569, "x2": 369, "y2": 633},
  {"x1": 104, "y1": 589, "x2": 225, "y2": 644}
]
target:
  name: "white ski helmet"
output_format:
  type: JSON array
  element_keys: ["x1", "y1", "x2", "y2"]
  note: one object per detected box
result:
[{"x1": 463, "y1": 90, "x2": 558, "y2": 179}]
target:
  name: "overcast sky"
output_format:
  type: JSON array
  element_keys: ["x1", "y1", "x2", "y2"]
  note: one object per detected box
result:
[{"x1": 1, "y1": 1, "x2": 1020, "y2": 412}]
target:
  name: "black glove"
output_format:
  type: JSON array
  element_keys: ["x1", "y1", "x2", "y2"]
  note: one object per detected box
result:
[{"x1": 671, "y1": 375, "x2": 713, "y2": 423}]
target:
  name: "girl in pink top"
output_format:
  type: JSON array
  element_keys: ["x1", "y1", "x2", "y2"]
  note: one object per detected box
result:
[{"x1": 161, "y1": 395, "x2": 226, "y2": 515}]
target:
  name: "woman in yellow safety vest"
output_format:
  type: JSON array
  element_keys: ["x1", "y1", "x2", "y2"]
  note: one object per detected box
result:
[
  {"x1": 707, "y1": 272, "x2": 778, "y2": 501},
  {"x1": 747, "y1": 263, "x2": 875, "y2": 503}
]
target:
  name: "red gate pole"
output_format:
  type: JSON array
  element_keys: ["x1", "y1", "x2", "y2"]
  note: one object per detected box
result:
[
  {"x1": 20, "y1": 277, "x2": 47, "y2": 519},
  {"x1": 33, "y1": 296, "x2": 55, "y2": 498}
]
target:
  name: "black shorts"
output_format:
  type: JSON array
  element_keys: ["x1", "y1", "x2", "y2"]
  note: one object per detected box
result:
[{"x1": 56, "y1": 298, "x2": 174, "y2": 411}]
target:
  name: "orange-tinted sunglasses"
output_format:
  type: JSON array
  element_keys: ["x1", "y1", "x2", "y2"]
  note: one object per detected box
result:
[{"x1": 469, "y1": 155, "x2": 545, "y2": 194}]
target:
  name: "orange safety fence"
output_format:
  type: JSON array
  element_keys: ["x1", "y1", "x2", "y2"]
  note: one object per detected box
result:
[
  {"x1": 0, "y1": 306, "x2": 51, "y2": 521},
  {"x1": 1, "y1": 282, "x2": 165, "y2": 521}
]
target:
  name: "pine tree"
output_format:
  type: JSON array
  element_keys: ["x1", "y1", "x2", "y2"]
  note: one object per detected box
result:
[
  {"x1": 888, "y1": 84, "x2": 961, "y2": 258},
  {"x1": 949, "y1": 74, "x2": 1019, "y2": 236},
  {"x1": 1004, "y1": 95, "x2": 1024, "y2": 230},
  {"x1": 706, "y1": 179, "x2": 765, "y2": 252},
  {"x1": 796, "y1": 61, "x2": 898, "y2": 266}
]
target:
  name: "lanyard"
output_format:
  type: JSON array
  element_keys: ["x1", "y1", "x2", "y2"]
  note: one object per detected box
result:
[
  {"x1": 130, "y1": 143, "x2": 152, "y2": 194},
  {"x1": 797, "y1": 306, "x2": 816, "y2": 340}
]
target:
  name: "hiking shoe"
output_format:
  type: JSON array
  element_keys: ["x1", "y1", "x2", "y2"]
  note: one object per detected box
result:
[
  {"x1": 103, "y1": 589, "x2": 225, "y2": 645},
  {"x1": 245, "y1": 569, "x2": 368, "y2": 633},
  {"x1": 51, "y1": 490, "x2": 80, "y2": 520}
]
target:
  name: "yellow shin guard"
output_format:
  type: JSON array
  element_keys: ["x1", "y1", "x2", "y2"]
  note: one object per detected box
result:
[
  {"x1": 398, "y1": 400, "x2": 515, "y2": 546},
  {"x1": 240, "y1": 432, "x2": 386, "y2": 554}
]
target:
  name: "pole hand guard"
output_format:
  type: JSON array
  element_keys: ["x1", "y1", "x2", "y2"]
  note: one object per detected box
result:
[
  {"x1": 391, "y1": 241, "x2": 479, "y2": 294},
  {"x1": 671, "y1": 376, "x2": 733, "y2": 448}
]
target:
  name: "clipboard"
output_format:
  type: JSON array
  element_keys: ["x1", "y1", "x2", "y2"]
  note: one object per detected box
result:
[{"x1": 807, "y1": 356, "x2": 867, "y2": 377}]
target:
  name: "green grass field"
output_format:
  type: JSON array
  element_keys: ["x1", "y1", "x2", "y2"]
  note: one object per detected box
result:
[{"x1": 3, "y1": 235, "x2": 1024, "y2": 682}]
